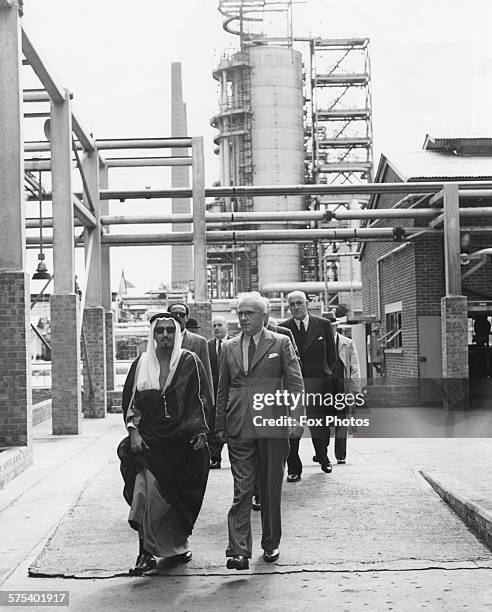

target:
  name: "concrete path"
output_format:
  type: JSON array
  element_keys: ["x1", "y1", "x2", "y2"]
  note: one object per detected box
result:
[{"x1": 1, "y1": 414, "x2": 492, "y2": 611}]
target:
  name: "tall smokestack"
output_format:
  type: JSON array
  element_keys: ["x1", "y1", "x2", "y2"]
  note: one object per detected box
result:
[{"x1": 171, "y1": 62, "x2": 193, "y2": 291}]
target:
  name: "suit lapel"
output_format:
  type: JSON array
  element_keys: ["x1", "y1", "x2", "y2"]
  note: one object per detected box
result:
[
  {"x1": 230, "y1": 335, "x2": 246, "y2": 374},
  {"x1": 249, "y1": 330, "x2": 275, "y2": 373},
  {"x1": 305, "y1": 315, "x2": 320, "y2": 352}
]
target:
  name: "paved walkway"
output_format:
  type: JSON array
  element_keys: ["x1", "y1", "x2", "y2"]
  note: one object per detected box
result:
[{"x1": 1, "y1": 414, "x2": 491, "y2": 611}]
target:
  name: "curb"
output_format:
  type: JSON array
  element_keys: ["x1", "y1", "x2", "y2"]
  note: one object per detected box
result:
[{"x1": 421, "y1": 469, "x2": 492, "y2": 552}]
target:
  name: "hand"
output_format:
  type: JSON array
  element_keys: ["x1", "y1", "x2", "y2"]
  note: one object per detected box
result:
[
  {"x1": 216, "y1": 430, "x2": 227, "y2": 444},
  {"x1": 129, "y1": 428, "x2": 149, "y2": 453},
  {"x1": 191, "y1": 433, "x2": 207, "y2": 450}
]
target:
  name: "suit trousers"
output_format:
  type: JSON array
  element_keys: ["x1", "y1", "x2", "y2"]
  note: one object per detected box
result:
[
  {"x1": 332, "y1": 425, "x2": 347, "y2": 461},
  {"x1": 226, "y1": 436, "x2": 289, "y2": 558},
  {"x1": 208, "y1": 432, "x2": 225, "y2": 463}
]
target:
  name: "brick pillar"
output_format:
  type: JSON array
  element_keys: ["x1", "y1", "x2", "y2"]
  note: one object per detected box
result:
[
  {"x1": 191, "y1": 302, "x2": 212, "y2": 339},
  {"x1": 441, "y1": 296, "x2": 469, "y2": 410},
  {"x1": 51, "y1": 294, "x2": 82, "y2": 434},
  {"x1": 0, "y1": 271, "x2": 32, "y2": 447},
  {"x1": 105, "y1": 310, "x2": 115, "y2": 392},
  {"x1": 82, "y1": 307, "x2": 107, "y2": 418}
]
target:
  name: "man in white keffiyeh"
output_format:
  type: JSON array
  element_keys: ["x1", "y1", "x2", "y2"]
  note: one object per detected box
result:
[{"x1": 118, "y1": 312, "x2": 213, "y2": 575}]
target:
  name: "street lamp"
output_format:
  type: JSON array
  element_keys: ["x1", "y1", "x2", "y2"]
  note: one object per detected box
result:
[{"x1": 32, "y1": 170, "x2": 51, "y2": 280}]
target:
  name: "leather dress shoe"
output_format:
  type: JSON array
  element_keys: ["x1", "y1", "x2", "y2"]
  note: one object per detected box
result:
[
  {"x1": 337, "y1": 459, "x2": 346, "y2": 465},
  {"x1": 210, "y1": 460, "x2": 221, "y2": 469},
  {"x1": 129, "y1": 552, "x2": 157, "y2": 576},
  {"x1": 252, "y1": 495, "x2": 261, "y2": 511},
  {"x1": 312, "y1": 455, "x2": 320, "y2": 463},
  {"x1": 320, "y1": 458, "x2": 332, "y2": 473},
  {"x1": 263, "y1": 548, "x2": 280, "y2": 563},
  {"x1": 226, "y1": 555, "x2": 249, "y2": 570},
  {"x1": 167, "y1": 551, "x2": 192, "y2": 564},
  {"x1": 286, "y1": 473, "x2": 301, "y2": 483}
]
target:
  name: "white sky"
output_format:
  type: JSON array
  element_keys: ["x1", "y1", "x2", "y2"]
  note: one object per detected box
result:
[{"x1": 22, "y1": 0, "x2": 492, "y2": 293}]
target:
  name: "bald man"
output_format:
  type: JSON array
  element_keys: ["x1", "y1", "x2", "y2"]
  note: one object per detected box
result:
[{"x1": 207, "y1": 316, "x2": 230, "y2": 468}]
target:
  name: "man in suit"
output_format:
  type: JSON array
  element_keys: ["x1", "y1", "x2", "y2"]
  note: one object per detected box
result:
[
  {"x1": 168, "y1": 302, "x2": 214, "y2": 398},
  {"x1": 207, "y1": 316, "x2": 229, "y2": 469},
  {"x1": 216, "y1": 293, "x2": 304, "y2": 570},
  {"x1": 325, "y1": 311, "x2": 361, "y2": 464},
  {"x1": 281, "y1": 290, "x2": 337, "y2": 480}
]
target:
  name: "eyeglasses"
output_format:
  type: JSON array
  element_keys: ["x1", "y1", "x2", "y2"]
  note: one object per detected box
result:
[
  {"x1": 289, "y1": 301, "x2": 306, "y2": 308},
  {"x1": 155, "y1": 326, "x2": 175, "y2": 335},
  {"x1": 238, "y1": 310, "x2": 261, "y2": 318},
  {"x1": 171, "y1": 312, "x2": 187, "y2": 318}
]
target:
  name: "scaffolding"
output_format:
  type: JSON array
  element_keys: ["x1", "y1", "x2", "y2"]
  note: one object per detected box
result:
[
  {"x1": 302, "y1": 36, "x2": 374, "y2": 314},
  {"x1": 211, "y1": 50, "x2": 258, "y2": 294}
]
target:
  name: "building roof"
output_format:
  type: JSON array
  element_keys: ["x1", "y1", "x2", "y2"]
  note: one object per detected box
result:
[
  {"x1": 423, "y1": 134, "x2": 492, "y2": 155},
  {"x1": 383, "y1": 151, "x2": 492, "y2": 182}
]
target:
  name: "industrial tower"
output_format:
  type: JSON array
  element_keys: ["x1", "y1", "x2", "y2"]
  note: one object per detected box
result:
[{"x1": 211, "y1": 1, "x2": 373, "y2": 314}]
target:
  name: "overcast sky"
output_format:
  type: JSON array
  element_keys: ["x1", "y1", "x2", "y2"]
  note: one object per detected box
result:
[{"x1": 23, "y1": 0, "x2": 492, "y2": 292}]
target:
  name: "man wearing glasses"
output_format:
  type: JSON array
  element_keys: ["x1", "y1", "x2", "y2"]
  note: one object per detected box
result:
[
  {"x1": 216, "y1": 293, "x2": 304, "y2": 570},
  {"x1": 167, "y1": 302, "x2": 214, "y2": 398}
]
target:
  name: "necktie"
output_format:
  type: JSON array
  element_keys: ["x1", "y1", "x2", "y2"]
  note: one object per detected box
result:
[
  {"x1": 217, "y1": 339, "x2": 222, "y2": 361},
  {"x1": 247, "y1": 336, "x2": 256, "y2": 372},
  {"x1": 298, "y1": 321, "x2": 307, "y2": 352}
]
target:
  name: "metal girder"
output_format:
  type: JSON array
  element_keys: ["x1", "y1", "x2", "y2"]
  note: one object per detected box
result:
[
  {"x1": 71, "y1": 110, "x2": 96, "y2": 152},
  {"x1": 21, "y1": 28, "x2": 65, "y2": 103},
  {"x1": 73, "y1": 195, "x2": 96, "y2": 228}
]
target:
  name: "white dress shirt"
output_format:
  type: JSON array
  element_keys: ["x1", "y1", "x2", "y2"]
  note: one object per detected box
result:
[
  {"x1": 242, "y1": 329, "x2": 264, "y2": 372},
  {"x1": 294, "y1": 314, "x2": 310, "y2": 331}
]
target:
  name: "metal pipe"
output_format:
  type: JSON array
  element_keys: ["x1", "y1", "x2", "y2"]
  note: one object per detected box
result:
[
  {"x1": 27, "y1": 184, "x2": 492, "y2": 203},
  {"x1": 93, "y1": 138, "x2": 192, "y2": 150},
  {"x1": 24, "y1": 138, "x2": 192, "y2": 154},
  {"x1": 99, "y1": 228, "x2": 427, "y2": 246},
  {"x1": 261, "y1": 281, "x2": 362, "y2": 294},
  {"x1": 97, "y1": 181, "x2": 492, "y2": 201},
  {"x1": 98, "y1": 209, "x2": 441, "y2": 226},
  {"x1": 22, "y1": 90, "x2": 50, "y2": 103},
  {"x1": 106, "y1": 156, "x2": 192, "y2": 168}
]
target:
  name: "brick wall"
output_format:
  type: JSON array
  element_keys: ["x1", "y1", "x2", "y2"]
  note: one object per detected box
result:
[
  {"x1": 51, "y1": 294, "x2": 82, "y2": 434},
  {"x1": 82, "y1": 307, "x2": 107, "y2": 418},
  {"x1": 105, "y1": 311, "x2": 115, "y2": 391},
  {"x1": 0, "y1": 271, "x2": 32, "y2": 447},
  {"x1": 380, "y1": 245, "x2": 419, "y2": 378}
]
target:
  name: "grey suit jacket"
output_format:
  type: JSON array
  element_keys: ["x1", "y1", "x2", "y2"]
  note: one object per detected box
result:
[
  {"x1": 216, "y1": 328, "x2": 304, "y2": 437},
  {"x1": 181, "y1": 329, "x2": 214, "y2": 398}
]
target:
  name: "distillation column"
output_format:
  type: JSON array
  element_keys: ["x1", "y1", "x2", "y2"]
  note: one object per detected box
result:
[{"x1": 249, "y1": 46, "x2": 304, "y2": 288}]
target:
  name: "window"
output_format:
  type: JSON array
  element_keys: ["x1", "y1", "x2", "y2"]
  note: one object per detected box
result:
[{"x1": 384, "y1": 301, "x2": 403, "y2": 349}]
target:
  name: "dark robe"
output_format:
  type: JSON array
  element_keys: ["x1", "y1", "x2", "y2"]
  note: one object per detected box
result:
[{"x1": 117, "y1": 350, "x2": 212, "y2": 535}]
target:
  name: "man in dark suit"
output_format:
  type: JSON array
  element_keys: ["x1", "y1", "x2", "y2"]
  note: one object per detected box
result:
[
  {"x1": 168, "y1": 302, "x2": 214, "y2": 398},
  {"x1": 216, "y1": 293, "x2": 304, "y2": 570},
  {"x1": 281, "y1": 290, "x2": 337, "y2": 480},
  {"x1": 207, "y1": 315, "x2": 229, "y2": 469}
]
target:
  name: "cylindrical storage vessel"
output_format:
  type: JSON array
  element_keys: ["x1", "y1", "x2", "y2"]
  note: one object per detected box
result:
[{"x1": 249, "y1": 46, "x2": 304, "y2": 289}]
